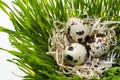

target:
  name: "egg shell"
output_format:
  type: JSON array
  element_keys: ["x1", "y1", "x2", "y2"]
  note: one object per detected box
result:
[
  {"x1": 65, "y1": 17, "x2": 91, "y2": 43},
  {"x1": 86, "y1": 34, "x2": 110, "y2": 58},
  {"x1": 64, "y1": 43, "x2": 87, "y2": 66}
]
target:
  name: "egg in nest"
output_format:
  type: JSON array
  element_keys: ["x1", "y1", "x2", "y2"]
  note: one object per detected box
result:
[
  {"x1": 86, "y1": 33, "x2": 110, "y2": 58},
  {"x1": 64, "y1": 43, "x2": 87, "y2": 66},
  {"x1": 65, "y1": 17, "x2": 92, "y2": 43}
]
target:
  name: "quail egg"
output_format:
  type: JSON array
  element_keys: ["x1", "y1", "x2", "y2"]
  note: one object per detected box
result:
[
  {"x1": 86, "y1": 33, "x2": 110, "y2": 58},
  {"x1": 65, "y1": 17, "x2": 92, "y2": 43},
  {"x1": 64, "y1": 43, "x2": 87, "y2": 66}
]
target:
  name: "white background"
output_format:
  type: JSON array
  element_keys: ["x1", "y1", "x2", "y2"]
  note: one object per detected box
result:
[{"x1": 0, "y1": 0, "x2": 25, "y2": 80}]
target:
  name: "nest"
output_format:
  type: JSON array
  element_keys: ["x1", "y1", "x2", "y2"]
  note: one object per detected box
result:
[{"x1": 47, "y1": 17, "x2": 120, "y2": 79}]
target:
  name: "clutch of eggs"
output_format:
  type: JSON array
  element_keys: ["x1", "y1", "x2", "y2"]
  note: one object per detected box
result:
[
  {"x1": 65, "y1": 17, "x2": 93, "y2": 43},
  {"x1": 64, "y1": 17, "x2": 111, "y2": 66},
  {"x1": 64, "y1": 43, "x2": 87, "y2": 66},
  {"x1": 86, "y1": 33, "x2": 110, "y2": 58}
]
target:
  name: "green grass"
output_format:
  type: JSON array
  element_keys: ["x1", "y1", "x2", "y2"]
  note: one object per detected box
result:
[{"x1": 0, "y1": 0, "x2": 120, "y2": 80}]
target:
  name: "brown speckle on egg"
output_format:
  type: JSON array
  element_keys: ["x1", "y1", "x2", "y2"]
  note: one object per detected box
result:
[
  {"x1": 87, "y1": 35, "x2": 95, "y2": 43},
  {"x1": 104, "y1": 49, "x2": 106, "y2": 51},
  {"x1": 85, "y1": 35, "x2": 90, "y2": 41},
  {"x1": 103, "y1": 43, "x2": 107, "y2": 46},
  {"x1": 90, "y1": 24, "x2": 93, "y2": 26},
  {"x1": 73, "y1": 60, "x2": 78, "y2": 63},
  {"x1": 67, "y1": 55, "x2": 73, "y2": 61},
  {"x1": 67, "y1": 28, "x2": 70, "y2": 35},
  {"x1": 68, "y1": 46, "x2": 74, "y2": 51},
  {"x1": 76, "y1": 31, "x2": 84, "y2": 35},
  {"x1": 94, "y1": 65, "x2": 98, "y2": 67},
  {"x1": 78, "y1": 38, "x2": 83, "y2": 43},
  {"x1": 96, "y1": 47, "x2": 99, "y2": 49},
  {"x1": 71, "y1": 22, "x2": 74, "y2": 25}
]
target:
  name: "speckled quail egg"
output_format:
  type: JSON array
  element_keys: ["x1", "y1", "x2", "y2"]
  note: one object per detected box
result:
[
  {"x1": 86, "y1": 33, "x2": 110, "y2": 58},
  {"x1": 65, "y1": 17, "x2": 92, "y2": 43},
  {"x1": 64, "y1": 43, "x2": 87, "y2": 66}
]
